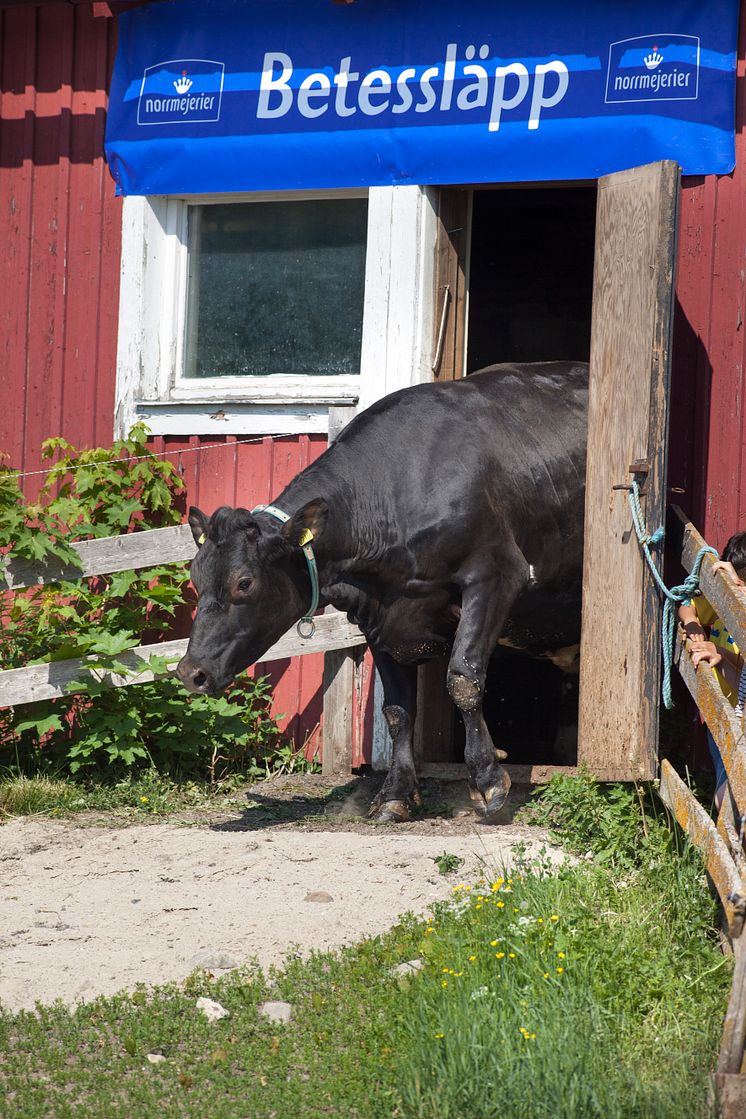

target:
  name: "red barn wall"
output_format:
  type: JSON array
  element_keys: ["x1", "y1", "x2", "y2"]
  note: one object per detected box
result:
[{"x1": 1, "y1": 2, "x2": 122, "y2": 485}]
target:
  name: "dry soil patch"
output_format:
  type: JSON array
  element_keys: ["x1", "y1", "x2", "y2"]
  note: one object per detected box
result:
[{"x1": 0, "y1": 775, "x2": 558, "y2": 1012}]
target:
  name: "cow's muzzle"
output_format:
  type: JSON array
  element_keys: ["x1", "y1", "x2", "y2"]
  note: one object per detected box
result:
[{"x1": 175, "y1": 655, "x2": 228, "y2": 695}]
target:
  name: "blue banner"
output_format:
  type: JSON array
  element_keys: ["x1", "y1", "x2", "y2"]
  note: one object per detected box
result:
[{"x1": 105, "y1": 0, "x2": 738, "y2": 196}]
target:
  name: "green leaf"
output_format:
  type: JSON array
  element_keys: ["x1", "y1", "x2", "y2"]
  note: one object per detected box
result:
[{"x1": 14, "y1": 714, "x2": 63, "y2": 737}]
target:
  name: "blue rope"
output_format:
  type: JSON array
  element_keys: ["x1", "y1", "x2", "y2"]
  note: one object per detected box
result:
[{"x1": 627, "y1": 481, "x2": 717, "y2": 709}]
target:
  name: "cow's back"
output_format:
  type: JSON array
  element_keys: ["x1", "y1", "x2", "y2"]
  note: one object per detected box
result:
[{"x1": 321, "y1": 361, "x2": 587, "y2": 579}]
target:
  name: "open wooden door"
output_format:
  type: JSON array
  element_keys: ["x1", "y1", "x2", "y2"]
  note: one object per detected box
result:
[
  {"x1": 578, "y1": 160, "x2": 679, "y2": 780},
  {"x1": 415, "y1": 188, "x2": 470, "y2": 763}
]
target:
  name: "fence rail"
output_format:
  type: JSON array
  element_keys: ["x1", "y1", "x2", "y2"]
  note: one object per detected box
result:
[
  {"x1": 0, "y1": 522, "x2": 366, "y2": 775},
  {"x1": 659, "y1": 506, "x2": 746, "y2": 1112}
]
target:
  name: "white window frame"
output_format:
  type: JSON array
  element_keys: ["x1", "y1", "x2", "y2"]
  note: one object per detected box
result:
[{"x1": 114, "y1": 185, "x2": 439, "y2": 438}]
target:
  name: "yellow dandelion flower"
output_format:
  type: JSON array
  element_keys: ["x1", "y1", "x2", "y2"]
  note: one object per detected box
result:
[
  {"x1": 475, "y1": 903, "x2": 483, "y2": 910},
  {"x1": 550, "y1": 915, "x2": 559, "y2": 922},
  {"x1": 558, "y1": 951, "x2": 566, "y2": 959},
  {"x1": 425, "y1": 928, "x2": 435, "y2": 936},
  {"x1": 140, "y1": 796, "x2": 149, "y2": 803},
  {"x1": 507, "y1": 877, "x2": 513, "y2": 884},
  {"x1": 442, "y1": 967, "x2": 450, "y2": 973},
  {"x1": 530, "y1": 1033, "x2": 536, "y2": 1040},
  {"x1": 556, "y1": 966, "x2": 564, "y2": 974},
  {"x1": 496, "y1": 900, "x2": 505, "y2": 909},
  {"x1": 441, "y1": 980, "x2": 448, "y2": 988},
  {"x1": 509, "y1": 953, "x2": 516, "y2": 959},
  {"x1": 490, "y1": 939, "x2": 498, "y2": 947},
  {"x1": 495, "y1": 952, "x2": 505, "y2": 959},
  {"x1": 468, "y1": 955, "x2": 477, "y2": 962},
  {"x1": 435, "y1": 1032, "x2": 444, "y2": 1039},
  {"x1": 455, "y1": 971, "x2": 463, "y2": 977},
  {"x1": 537, "y1": 917, "x2": 543, "y2": 924},
  {"x1": 513, "y1": 907, "x2": 519, "y2": 913},
  {"x1": 543, "y1": 972, "x2": 549, "y2": 979}
]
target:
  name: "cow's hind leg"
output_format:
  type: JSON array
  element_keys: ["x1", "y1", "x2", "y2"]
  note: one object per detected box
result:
[
  {"x1": 368, "y1": 649, "x2": 420, "y2": 823},
  {"x1": 449, "y1": 557, "x2": 528, "y2": 819}
]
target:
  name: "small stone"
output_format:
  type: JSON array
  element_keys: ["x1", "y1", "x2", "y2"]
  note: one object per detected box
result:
[
  {"x1": 392, "y1": 959, "x2": 424, "y2": 978},
  {"x1": 196, "y1": 997, "x2": 230, "y2": 1022},
  {"x1": 146, "y1": 1053, "x2": 167, "y2": 1065},
  {"x1": 304, "y1": 891, "x2": 333, "y2": 903},
  {"x1": 258, "y1": 1000, "x2": 293, "y2": 1024},
  {"x1": 189, "y1": 950, "x2": 238, "y2": 971}
]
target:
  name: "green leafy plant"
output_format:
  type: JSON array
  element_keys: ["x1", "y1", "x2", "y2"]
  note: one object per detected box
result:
[
  {"x1": 0, "y1": 428, "x2": 282, "y2": 780},
  {"x1": 432, "y1": 851, "x2": 464, "y2": 876},
  {"x1": 517, "y1": 766, "x2": 669, "y2": 871}
]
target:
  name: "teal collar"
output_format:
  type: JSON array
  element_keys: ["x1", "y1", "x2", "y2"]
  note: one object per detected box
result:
[{"x1": 252, "y1": 503, "x2": 320, "y2": 638}]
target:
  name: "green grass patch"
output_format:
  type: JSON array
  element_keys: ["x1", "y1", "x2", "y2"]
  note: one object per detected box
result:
[{"x1": 0, "y1": 777, "x2": 730, "y2": 1119}]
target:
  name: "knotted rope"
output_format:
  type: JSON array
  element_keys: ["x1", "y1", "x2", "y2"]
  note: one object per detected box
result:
[{"x1": 627, "y1": 480, "x2": 717, "y2": 709}]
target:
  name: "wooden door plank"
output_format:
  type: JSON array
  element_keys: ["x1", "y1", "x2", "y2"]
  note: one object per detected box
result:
[
  {"x1": 579, "y1": 161, "x2": 679, "y2": 778},
  {"x1": 415, "y1": 188, "x2": 471, "y2": 763}
]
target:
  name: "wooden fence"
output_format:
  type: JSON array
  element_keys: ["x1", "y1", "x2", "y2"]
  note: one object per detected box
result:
[
  {"x1": 660, "y1": 507, "x2": 746, "y2": 1116},
  {"x1": 0, "y1": 523, "x2": 366, "y2": 776}
]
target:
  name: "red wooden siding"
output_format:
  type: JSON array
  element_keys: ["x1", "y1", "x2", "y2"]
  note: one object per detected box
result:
[
  {"x1": 668, "y1": 16, "x2": 746, "y2": 551},
  {"x1": 0, "y1": 2, "x2": 122, "y2": 490}
]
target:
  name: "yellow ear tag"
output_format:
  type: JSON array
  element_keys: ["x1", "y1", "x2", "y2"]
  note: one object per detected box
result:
[
  {"x1": 298, "y1": 528, "x2": 314, "y2": 547},
  {"x1": 197, "y1": 533, "x2": 206, "y2": 546}
]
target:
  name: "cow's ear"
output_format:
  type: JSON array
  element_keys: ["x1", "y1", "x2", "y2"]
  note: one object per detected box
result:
[
  {"x1": 283, "y1": 498, "x2": 328, "y2": 547},
  {"x1": 188, "y1": 507, "x2": 210, "y2": 547}
]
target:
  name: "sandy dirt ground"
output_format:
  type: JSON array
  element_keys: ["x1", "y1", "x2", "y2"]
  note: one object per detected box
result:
[{"x1": 0, "y1": 775, "x2": 559, "y2": 1013}]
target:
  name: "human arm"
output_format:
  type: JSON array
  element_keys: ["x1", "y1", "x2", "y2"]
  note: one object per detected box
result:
[{"x1": 678, "y1": 602, "x2": 707, "y2": 641}]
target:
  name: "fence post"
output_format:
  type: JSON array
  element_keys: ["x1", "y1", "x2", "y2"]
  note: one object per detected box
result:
[{"x1": 320, "y1": 406, "x2": 359, "y2": 776}]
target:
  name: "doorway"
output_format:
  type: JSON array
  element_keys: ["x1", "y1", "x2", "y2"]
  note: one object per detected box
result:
[{"x1": 468, "y1": 186, "x2": 596, "y2": 765}]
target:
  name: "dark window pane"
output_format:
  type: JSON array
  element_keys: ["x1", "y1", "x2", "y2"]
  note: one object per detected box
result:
[{"x1": 184, "y1": 199, "x2": 368, "y2": 378}]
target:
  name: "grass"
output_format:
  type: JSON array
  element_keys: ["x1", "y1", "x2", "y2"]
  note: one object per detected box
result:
[
  {"x1": 0, "y1": 774, "x2": 732, "y2": 1119},
  {"x1": 0, "y1": 769, "x2": 262, "y2": 821}
]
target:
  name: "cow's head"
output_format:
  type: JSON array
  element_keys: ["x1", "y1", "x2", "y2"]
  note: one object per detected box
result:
[{"x1": 176, "y1": 502, "x2": 327, "y2": 695}]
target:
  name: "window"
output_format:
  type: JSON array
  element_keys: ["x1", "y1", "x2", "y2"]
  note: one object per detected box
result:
[
  {"x1": 115, "y1": 186, "x2": 438, "y2": 437},
  {"x1": 184, "y1": 198, "x2": 368, "y2": 380}
]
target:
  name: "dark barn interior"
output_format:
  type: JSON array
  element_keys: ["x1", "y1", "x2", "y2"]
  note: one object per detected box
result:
[{"x1": 465, "y1": 185, "x2": 597, "y2": 765}]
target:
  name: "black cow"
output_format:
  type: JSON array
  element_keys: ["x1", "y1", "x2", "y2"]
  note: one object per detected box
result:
[{"x1": 177, "y1": 361, "x2": 588, "y2": 821}]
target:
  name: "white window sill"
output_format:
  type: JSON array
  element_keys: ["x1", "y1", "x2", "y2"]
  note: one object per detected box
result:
[{"x1": 134, "y1": 399, "x2": 350, "y2": 436}]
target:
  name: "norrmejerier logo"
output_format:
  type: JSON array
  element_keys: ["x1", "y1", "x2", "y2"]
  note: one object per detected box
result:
[
  {"x1": 605, "y1": 33, "x2": 699, "y2": 104},
  {"x1": 137, "y1": 59, "x2": 224, "y2": 125}
]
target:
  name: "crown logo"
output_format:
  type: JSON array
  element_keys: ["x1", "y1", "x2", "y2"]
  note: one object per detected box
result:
[
  {"x1": 644, "y1": 47, "x2": 663, "y2": 70},
  {"x1": 173, "y1": 70, "x2": 193, "y2": 94}
]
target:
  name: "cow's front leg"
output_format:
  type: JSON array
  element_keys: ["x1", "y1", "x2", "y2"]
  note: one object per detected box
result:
[
  {"x1": 449, "y1": 556, "x2": 528, "y2": 819},
  {"x1": 368, "y1": 648, "x2": 420, "y2": 823}
]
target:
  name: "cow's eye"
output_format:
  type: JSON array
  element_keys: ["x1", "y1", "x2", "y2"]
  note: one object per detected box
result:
[{"x1": 237, "y1": 577, "x2": 254, "y2": 594}]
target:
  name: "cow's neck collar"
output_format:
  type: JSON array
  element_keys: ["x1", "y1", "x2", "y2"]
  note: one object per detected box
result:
[{"x1": 252, "y1": 503, "x2": 320, "y2": 638}]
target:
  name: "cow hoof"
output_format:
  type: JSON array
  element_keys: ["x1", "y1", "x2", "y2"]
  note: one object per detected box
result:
[
  {"x1": 370, "y1": 799, "x2": 411, "y2": 823},
  {"x1": 469, "y1": 770, "x2": 511, "y2": 819}
]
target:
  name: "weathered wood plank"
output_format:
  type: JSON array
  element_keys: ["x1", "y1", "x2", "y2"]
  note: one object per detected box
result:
[
  {"x1": 714, "y1": 1072, "x2": 746, "y2": 1119},
  {"x1": 0, "y1": 611, "x2": 366, "y2": 707},
  {"x1": 670, "y1": 505, "x2": 746, "y2": 654},
  {"x1": 420, "y1": 761, "x2": 647, "y2": 784},
  {"x1": 321, "y1": 648, "x2": 356, "y2": 777},
  {"x1": 675, "y1": 632, "x2": 746, "y2": 826},
  {"x1": 1, "y1": 524, "x2": 196, "y2": 590},
  {"x1": 718, "y1": 936, "x2": 746, "y2": 1079},
  {"x1": 658, "y1": 759, "x2": 746, "y2": 938},
  {"x1": 579, "y1": 160, "x2": 679, "y2": 780}
]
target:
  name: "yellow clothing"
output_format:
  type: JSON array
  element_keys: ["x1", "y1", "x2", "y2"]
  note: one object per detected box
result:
[{"x1": 691, "y1": 595, "x2": 740, "y2": 706}]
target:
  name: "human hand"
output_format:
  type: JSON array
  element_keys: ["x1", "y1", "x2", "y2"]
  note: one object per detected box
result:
[
  {"x1": 688, "y1": 639, "x2": 722, "y2": 669},
  {"x1": 712, "y1": 560, "x2": 746, "y2": 587}
]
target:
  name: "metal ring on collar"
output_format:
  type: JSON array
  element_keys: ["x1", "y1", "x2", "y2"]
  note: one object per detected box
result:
[{"x1": 297, "y1": 617, "x2": 316, "y2": 639}]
